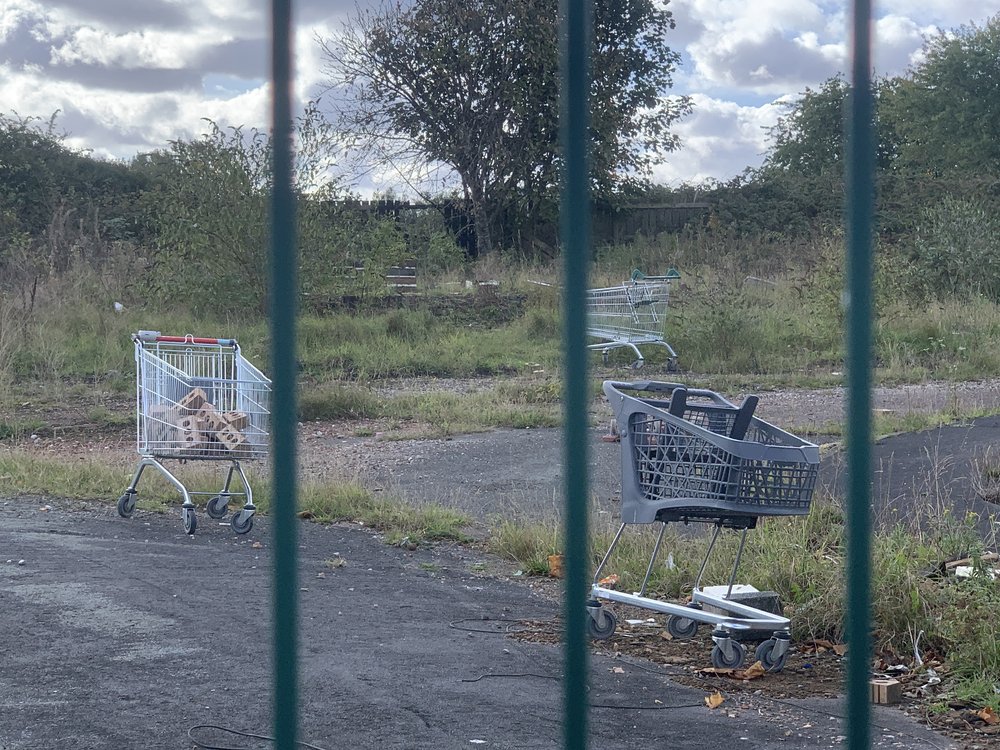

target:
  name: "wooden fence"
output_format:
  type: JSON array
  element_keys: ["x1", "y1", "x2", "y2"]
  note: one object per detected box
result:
[{"x1": 336, "y1": 199, "x2": 710, "y2": 251}]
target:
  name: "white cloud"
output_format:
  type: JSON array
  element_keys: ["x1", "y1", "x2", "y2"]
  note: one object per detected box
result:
[
  {"x1": 652, "y1": 94, "x2": 783, "y2": 185},
  {"x1": 50, "y1": 27, "x2": 233, "y2": 69},
  {"x1": 0, "y1": 1, "x2": 41, "y2": 44},
  {"x1": 0, "y1": 0, "x2": 998, "y2": 183}
]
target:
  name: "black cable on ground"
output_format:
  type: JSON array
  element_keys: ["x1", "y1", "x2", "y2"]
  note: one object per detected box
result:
[
  {"x1": 448, "y1": 616, "x2": 560, "y2": 634},
  {"x1": 187, "y1": 724, "x2": 330, "y2": 750}
]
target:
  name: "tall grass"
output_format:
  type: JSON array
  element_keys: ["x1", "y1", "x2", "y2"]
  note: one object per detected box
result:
[
  {"x1": 6, "y1": 238, "x2": 1000, "y2": 388},
  {"x1": 487, "y1": 494, "x2": 1000, "y2": 709}
]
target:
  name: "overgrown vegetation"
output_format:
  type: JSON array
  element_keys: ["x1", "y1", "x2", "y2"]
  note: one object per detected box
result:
[{"x1": 488, "y1": 496, "x2": 1000, "y2": 710}]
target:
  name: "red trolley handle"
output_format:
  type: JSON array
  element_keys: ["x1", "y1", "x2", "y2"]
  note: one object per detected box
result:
[{"x1": 135, "y1": 331, "x2": 236, "y2": 346}]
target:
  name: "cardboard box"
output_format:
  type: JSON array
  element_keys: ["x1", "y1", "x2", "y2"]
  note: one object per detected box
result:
[{"x1": 870, "y1": 679, "x2": 902, "y2": 705}]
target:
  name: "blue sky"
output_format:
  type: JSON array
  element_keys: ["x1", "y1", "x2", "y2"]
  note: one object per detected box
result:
[{"x1": 1, "y1": 0, "x2": 998, "y2": 191}]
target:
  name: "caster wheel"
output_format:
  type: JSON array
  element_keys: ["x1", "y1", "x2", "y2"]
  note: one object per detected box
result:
[
  {"x1": 754, "y1": 638, "x2": 789, "y2": 673},
  {"x1": 666, "y1": 357, "x2": 679, "y2": 373},
  {"x1": 231, "y1": 510, "x2": 254, "y2": 535},
  {"x1": 602, "y1": 351, "x2": 610, "y2": 366},
  {"x1": 117, "y1": 492, "x2": 137, "y2": 518},
  {"x1": 206, "y1": 495, "x2": 229, "y2": 520},
  {"x1": 710, "y1": 639, "x2": 746, "y2": 669},
  {"x1": 183, "y1": 507, "x2": 197, "y2": 535},
  {"x1": 665, "y1": 614, "x2": 699, "y2": 640},
  {"x1": 587, "y1": 608, "x2": 617, "y2": 641},
  {"x1": 631, "y1": 359, "x2": 645, "y2": 370}
]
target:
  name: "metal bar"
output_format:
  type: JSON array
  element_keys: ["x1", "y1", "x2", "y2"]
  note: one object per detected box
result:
[
  {"x1": 639, "y1": 523, "x2": 668, "y2": 596},
  {"x1": 726, "y1": 527, "x2": 749, "y2": 597},
  {"x1": 694, "y1": 525, "x2": 722, "y2": 590},
  {"x1": 270, "y1": 0, "x2": 299, "y2": 748},
  {"x1": 560, "y1": 0, "x2": 591, "y2": 747},
  {"x1": 845, "y1": 2, "x2": 874, "y2": 749},
  {"x1": 593, "y1": 587, "x2": 788, "y2": 629},
  {"x1": 592, "y1": 523, "x2": 627, "y2": 584}
]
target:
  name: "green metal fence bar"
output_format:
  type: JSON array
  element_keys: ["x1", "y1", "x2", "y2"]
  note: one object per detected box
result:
[
  {"x1": 560, "y1": 0, "x2": 592, "y2": 749},
  {"x1": 270, "y1": 0, "x2": 299, "y2": 748},
  {"x1": 845, "y1": 1, "x2": 874, "y2": 748}
]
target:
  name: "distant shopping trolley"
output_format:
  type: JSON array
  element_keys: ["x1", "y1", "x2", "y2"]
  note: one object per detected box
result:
[
  {"x1": 587, "y1": 269, "x2": 680, "y2": 371},
  {"x1": 587, "y1": 381, "x2": 819, "y2": 672},
  {"x1": 117, "y1": 331, "x2": 271, "y2": 535}
]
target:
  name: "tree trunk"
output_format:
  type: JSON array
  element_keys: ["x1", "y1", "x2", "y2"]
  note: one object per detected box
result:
[{"x1": 467, "y1": 183, "x2": 494, "y2": 257}]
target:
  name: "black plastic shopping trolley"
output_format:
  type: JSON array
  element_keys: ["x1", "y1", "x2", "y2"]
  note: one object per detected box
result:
[{"x1": 587, "y1": 381, "x2": 819, "y2": 671}]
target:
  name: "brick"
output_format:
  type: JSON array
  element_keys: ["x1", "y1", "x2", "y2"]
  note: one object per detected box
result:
[
  {"x1": 197, "y1": 403, "x2": 228, "y2": 436},
  {"x1": 177, "y1": 388, "x2": 209, "y2": 414},
  {"x1": 222, "y1": 411, "x2": 250, "y2": 431},
  {"x1": 870, "y1": 679, "x2": 902, "y2": 705},
  {"x1": 176, "y1": 415, "x2": 205, "y2": 454},
  {"x1": 217, "y1": 424, "x2": 248, "y2": 453}
]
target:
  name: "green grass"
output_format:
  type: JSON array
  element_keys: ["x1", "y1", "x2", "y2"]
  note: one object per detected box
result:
[
  {"x1": 10, "y1": 249, "x2": 1000, "y2": 389},
  {"x1": 298, "y1": 379, "x2": 562, "y2": 435},
  {"x1": 0, "y1": 449, "x2": 468, "y2": 545},
  {"x1": 487, "y1": 496, "x2": 1000, "y2": 709}
]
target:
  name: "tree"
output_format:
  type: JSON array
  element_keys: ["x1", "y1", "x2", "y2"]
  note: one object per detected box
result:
[
  {"x1": 134, "y1": 103, "x2": 355, "y2": 313},
  {"x1": 319, "y1": 0, "x2": 691, "y2": 256},
  {"x1": 886, "y1": 15, "x2": 1000, "y2": 176},
  {"x1": 763, "y1": 75, "x2": 899, "y2": 178}
]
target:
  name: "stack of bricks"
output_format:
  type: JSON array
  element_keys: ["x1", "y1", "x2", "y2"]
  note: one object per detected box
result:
[{"x1": 150, "y1": 387, "x2": 252, "y2": 457}]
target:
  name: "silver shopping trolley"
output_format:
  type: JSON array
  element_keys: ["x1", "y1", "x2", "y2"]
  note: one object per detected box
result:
[
  {"x1": 117, "y1": 331, "x2": 271, "y2": 535},
  {"x1": 588, "y1": 381, "x2": 819, "y2": 671},
  {"x1": 587, "y1": 269, "x2": 680, "y2": 370}
]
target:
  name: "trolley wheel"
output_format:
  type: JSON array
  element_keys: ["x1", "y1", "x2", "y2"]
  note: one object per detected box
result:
[
  {"x1": 587, "y1": 608, "x2": 617, "y2": 641},
  {"x1": 117, "y1": 492, "x2": 137, "y2": 518},
  {"x1": 666, "y1": 357, "x2": 679, "y2": 373},
  {"x1": 231, "y1": 510, "x2": 254, "y2": 535},
  {"x1": 206, "y1": 495, "x2": 229, "y2": 520},
  {"x1": 665, "y1": 614, "x2": 699, "y2": 640},
  {"x1": 710, "y1": 640, "x2": 746, "y2": 670},
  {"x1": 754, "y1": 639, "x2": 788, "y2": 673},
  {"x1": 601, "y1": 350, "x2": 610, "y2": 366},
  {"x1": 631, "y1": 359, "x2": 645, "y2": 370},
  {"x1": 183, "y1": 507, "x2": 197, "y2": 535}
]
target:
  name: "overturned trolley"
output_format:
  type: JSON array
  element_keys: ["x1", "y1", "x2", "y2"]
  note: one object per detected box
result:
[
  {"x1": 117, "y1": 331, "x2": 271, "y2": 535},
  {"x1": 588, "y1": 381, "x2": 818, "y2": 671}
]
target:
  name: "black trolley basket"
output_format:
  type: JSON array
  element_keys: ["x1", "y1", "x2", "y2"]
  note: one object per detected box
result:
[{"x1": 588, "y1": 381, "x2": 819, "y2": 672}]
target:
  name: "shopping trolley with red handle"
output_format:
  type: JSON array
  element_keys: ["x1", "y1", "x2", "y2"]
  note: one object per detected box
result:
[{"x1": 116, "y1": 331, "x2": 271, "y2": 535}]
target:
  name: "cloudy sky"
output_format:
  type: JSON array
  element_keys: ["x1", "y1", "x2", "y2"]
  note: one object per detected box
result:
[{"x1": 2, "y1": 0, "x2": 999, "y2": 192}]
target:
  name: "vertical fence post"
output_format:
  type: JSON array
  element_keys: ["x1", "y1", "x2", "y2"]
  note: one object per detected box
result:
[
  {"x1": 845, "y1": 2, "x2": 874, "y2": 748},
  {"x1": 560, "y1": 0, "x2": 591, "y2": 749},
  {"x1": 270, "y1": 0, "x2": 299, "y2": 748}
]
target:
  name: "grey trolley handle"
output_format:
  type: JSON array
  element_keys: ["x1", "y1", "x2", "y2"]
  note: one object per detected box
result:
[{"x1": 603, "y1": 381, "x2": 739, "y2": 408}]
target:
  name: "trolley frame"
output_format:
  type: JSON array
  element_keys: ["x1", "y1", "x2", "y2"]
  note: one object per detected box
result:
[
  {"x1": 586, "y1": 269, "x2": 680, "y2": 370},
  {"x1": 117, "y1": 331, "x2": 272, "y2": 535},
  {"x1": 587, "y1": 381, "x2": 819, "y2": 671}
]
